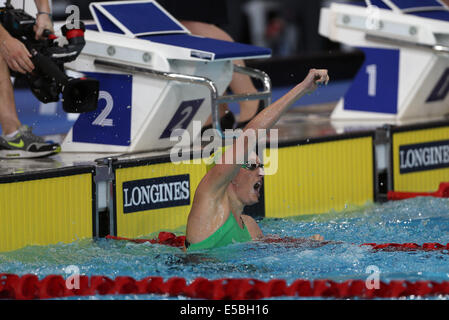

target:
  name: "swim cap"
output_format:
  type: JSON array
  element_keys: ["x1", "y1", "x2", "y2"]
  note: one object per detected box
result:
[{"x1": 205, "y1": 145, "x2": 231, "y2": 173}]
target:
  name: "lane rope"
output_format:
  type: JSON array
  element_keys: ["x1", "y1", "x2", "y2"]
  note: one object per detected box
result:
[
  {"x1": 1, "y1": 273, "x2": 449, "y2": 299},
  {"x1": 2, "y1": 233, "x2": 447, "y2": 299},
  {"x1": 106, "y1": 233, "x2": 449, "y2": 252},
  {"x1": 387, "y1": 182, "x2": 449, "y2": 200}
]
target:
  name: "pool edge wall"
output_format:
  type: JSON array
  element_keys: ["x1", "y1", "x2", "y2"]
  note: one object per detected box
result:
[
  {"x1": 264, "y1": 133, "x2": 375, "y2": 218},
  {"x1": 391, "y1": 121, "x2": 449, "y2": 192},
  {"x1": 113, "y1": 156, "x2": 206, "y2": 238},
  {"x1": 0, "y1": 167, "x2": 96, "y2": 252}
]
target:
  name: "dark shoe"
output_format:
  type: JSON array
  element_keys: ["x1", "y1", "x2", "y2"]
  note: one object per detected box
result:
[
  {"x1": 236, "y1": 100, "x2": 265, "y2": 129},
  {"x1": 0, "y1": 125, "x2": 61, "y2": 159}
]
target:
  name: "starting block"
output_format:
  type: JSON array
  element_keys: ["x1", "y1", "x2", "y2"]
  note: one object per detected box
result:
[
  {"x1": 62, "y1": 0, "x2": 271, "y2": 153},
  {"x1": 319, "y1": 0, "x2": 449, "y2": 122}
]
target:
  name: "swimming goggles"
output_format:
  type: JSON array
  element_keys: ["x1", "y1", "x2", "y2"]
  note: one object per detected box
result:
[{"x1": 241, "y1": 162, "x2": 264, "y2": 171}]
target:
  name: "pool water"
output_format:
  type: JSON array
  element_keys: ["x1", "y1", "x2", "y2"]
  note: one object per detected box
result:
[{"x1": 1, "y1": 196, "x2": 449, "y2": 299}]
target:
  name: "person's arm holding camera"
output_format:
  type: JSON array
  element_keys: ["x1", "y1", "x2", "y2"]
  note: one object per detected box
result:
[
  {"x1": 0, "y1": 0, "x2": 52, "y2": 74},
  {"x1": 33, "y1": 0, "x2": 53, "y2": 40}
]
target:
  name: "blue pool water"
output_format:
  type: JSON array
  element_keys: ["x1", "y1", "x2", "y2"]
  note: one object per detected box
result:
[{"x1": 1, "y1": 196, "x2": 449, "y2": 299}]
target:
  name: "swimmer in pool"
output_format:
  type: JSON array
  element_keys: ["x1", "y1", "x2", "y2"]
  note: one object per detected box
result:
[{"x1": 184, "y1": 68, "x2": 329, "y2": 251}]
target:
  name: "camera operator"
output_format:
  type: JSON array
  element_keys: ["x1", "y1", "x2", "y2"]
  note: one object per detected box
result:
[{"x1": 0, "y1": 0, "x2": 60, "y2": 159}]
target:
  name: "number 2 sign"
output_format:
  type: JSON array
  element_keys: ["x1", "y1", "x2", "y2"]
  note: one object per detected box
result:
[
  {"x1": 72, "y1": 72, "x2": 133, "y2": 146},
  {"x1": 427, "y1": 68, "x2": 449, "y2": 103},
  {"x1": 159, "y1": 98, "x2": 204, "y2": 139}
]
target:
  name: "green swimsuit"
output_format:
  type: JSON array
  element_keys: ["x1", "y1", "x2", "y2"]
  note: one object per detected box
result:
[{"x1": 186, "y1": 212, "x2": 252, "y2": 250}]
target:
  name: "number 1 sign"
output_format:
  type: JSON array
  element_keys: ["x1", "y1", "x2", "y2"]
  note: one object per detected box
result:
[{"x1": 344, "y1": 47, "x2": 400, "y2": 114}]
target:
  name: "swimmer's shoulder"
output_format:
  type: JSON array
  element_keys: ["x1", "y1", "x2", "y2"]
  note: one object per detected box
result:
[{"x1": 241, "y1": 215, "x2": 264, "y2": 240}]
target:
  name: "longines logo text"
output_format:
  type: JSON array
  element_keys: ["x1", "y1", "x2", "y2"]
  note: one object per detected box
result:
[
  {"x1": 399, "y1": 140, "x2": 449, "y2": 174},
  {"x1": 123, "y1": 175, "x2": 190, "y2": 213}
]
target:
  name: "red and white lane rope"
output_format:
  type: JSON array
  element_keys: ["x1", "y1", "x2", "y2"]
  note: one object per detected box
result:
[{"x1": 1, "y1": 273, "x2": 449, "y2": 300}]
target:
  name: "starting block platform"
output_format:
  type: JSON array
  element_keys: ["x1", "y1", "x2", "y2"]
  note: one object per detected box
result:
[
  {"x1": 3, "y1": 0, "x2": 449, "y2": 252},
  {"x1": 62, "y1": 0, "x2": 271, "y2": 153},
  {"x1": 319, "y1": 0, "x2": 449, "y2": 121}
]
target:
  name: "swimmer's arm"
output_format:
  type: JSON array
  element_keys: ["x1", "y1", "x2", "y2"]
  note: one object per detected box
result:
[
  {"x1": 244, "y1": 69, "x2": 329, "y2": 132},
  {"x1": 202, "y1": 69, "x2": 329, "y2": 193},
  {"x1": 241, "y1": 215, "x2": 264, "y2": 240}
]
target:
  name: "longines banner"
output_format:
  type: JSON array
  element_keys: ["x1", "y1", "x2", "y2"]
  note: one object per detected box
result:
[
  {"x1": 399, "y1": 140, "x2": 449, "y2": 174},
  {"x1": 122, "y1": 174, "x2": 190, "y2": 213}
]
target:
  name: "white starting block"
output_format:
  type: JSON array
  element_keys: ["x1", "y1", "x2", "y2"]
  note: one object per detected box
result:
[
  {"x1": 62, "y1": 0, "x2": 271, "y2": 153},
  {"x1": 319, "y1": 0, "x2": 449, "y2": 122}
]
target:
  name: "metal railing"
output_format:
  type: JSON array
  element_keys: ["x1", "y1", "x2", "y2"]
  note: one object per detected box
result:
[
  {"x1": 93, "y1": 59, "x2": 272, "y2": 138},
  {"x1": 365, "y1": 34, "x2": 449, "y2": 55}
]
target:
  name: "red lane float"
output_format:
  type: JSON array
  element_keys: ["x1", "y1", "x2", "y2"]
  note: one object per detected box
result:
[
  {"x1": 106, "y1": 232, "x2": 185, "y2": 248},
  {"x1": 361, "y1": 242, "x2": 449, "y2": 252},
  {"x1": 387, "y1": 182, "x2": 449, "y2": 200},
  {"x1": 107, "y1": 233, "x2": 449, "y2": 252},
  {"x1": 2, "y1": 273, "x2": 449, "y2": 299}
]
